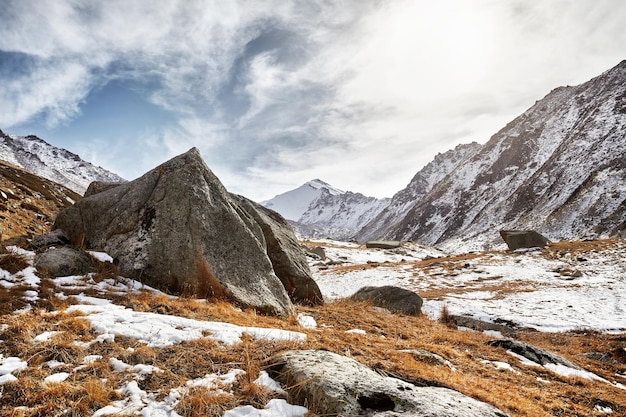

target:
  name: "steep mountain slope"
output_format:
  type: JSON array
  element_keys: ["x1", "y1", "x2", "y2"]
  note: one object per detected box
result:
[
  {"x1": 381, "y1": 60, "x2": 626, "y2": 250},
  {"x1": 0, "y1": 130, "x2": 124, "y2": 195},
  {"x1": 262, "y1": 179, "x2": 389, "y2": 240},
  {"x1": 356, "y1": 142, "x2": 482, "y2": 242},
  {"x1": 0, "y1": 160, "x2": 80, "y2": 239}
]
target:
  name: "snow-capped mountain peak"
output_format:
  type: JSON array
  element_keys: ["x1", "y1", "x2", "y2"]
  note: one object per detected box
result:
[
  {"x1": 261, "y1": 179, "x2": 345, "y2": 222},
  {"x1": 306, "y1": 179, "x2": 344, "y2": 195},
  {"x1": 0, "y1": 130, "x2": 124, "y2": 195}
]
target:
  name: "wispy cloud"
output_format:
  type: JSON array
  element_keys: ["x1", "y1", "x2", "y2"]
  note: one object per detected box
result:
[{"x1": 1, "y1": 0, "x2": 625, "y2": 200}]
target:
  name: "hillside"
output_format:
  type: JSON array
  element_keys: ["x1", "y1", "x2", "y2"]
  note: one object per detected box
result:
[
  {"x1": 364, "y1": 60, "x2": 626, "y2": 251},
  {"x1": 0, "y1": 130, "x2": 124, "y2": 195},
  {"x1": 0, "y1": 160, "x2": 80, "y2": 239}
]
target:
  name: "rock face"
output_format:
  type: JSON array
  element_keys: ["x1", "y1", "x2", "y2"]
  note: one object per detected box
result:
[
  {"x1": 499, "y1": 230, "x2": 549, "y2": 250},
  {"x1": 270, "y1": 350, "x2": 509, "y2": 416},
  {"x1": 53, "y1": 148, "x2": 322, "y2": 316},
  {"x1": 350, "y1": 286, "x2": 423, "y2": 316}
]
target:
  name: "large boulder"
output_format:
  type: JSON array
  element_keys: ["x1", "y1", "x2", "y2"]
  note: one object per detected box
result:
[
  {"x1": 350, "y1": 285, "x2": 423, "y2": 316},
  {"x1": 499, "y1": 230, "x2": 549, "y2": 250},
  {"x1": 269, "y1": 350, "x2": 509, "y2": 416},
  {"x1": 53, "y1": 148, "x2": 322, "y2": 316}
]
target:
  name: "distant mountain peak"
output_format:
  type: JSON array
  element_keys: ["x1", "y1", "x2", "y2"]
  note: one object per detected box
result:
[{"x1": 305, "y1": 179, "x2": 344, "y2": 195}]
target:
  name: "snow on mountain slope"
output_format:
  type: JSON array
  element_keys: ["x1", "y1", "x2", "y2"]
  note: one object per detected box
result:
[
  {"x1": 381, "y1": 60, "x2": 626, "y2": 251},
  {"x1": 261, "y1": 179, "x2": 343, "y2": 221},
  {"x1": 261, "y1": 179, "x2": 389, "y2": 240},
  {"x1": 356, "y1": 142, "x2": 482, "y2": 242},
  {"x1": 0, "y1": 130, "x2": 124, "y2": 195}
]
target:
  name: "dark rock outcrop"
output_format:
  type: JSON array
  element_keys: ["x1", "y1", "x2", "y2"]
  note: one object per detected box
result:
[
  {"x1": 487, "y1": 339, "x2": 583, "y2": 370},
  {"x1": 499, "y1": 230, "x2": 549, "y2": 250},
  {"x1": 53, "y1": 148, "x2": 321, "y2": 316},
  {"x1": 269, "y1": 350, "x2": 509, "y2": 416},
  {"x1": 350, "y1": 285, "x2": 423, "y2": 316}
]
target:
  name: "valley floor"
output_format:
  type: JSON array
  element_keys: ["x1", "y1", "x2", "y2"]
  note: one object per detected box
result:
[{"x1": 0, "y1": 239, "x2": 625, "y2": 416}]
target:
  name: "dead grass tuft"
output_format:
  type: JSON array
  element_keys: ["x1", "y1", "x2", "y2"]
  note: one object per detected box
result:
[{"x1": 0, "y1": 251, "x2": 29, "y2": 273}]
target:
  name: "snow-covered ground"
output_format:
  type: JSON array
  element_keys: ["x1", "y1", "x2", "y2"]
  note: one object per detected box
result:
[
  {"x1": 0, "y1": 247, "x2": 311, "y2": 416},
  {"x1": 310, "y1": 239, "x2": 626, "y2": 333}
]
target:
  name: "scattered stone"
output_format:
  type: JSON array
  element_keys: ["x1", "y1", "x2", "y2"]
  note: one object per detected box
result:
[
  {"x1": 54, "y1": 148, "x2": 321, "y2": 316},
  {"x1": 581, "y1": 352, "x2": 621, "y2": 365},
  {"x1": 309, "y1": 246, "x2": 326, "y2": 260},
  {"x1": 399, "y1": 349, "x2": 448, "y2": 366},
  {"x1": 269, "y1": 350, "x2": 509, "y2": 417},
  {"x1": 34, "y1": 246, "x2": 94, "y2": 277},
  {"x1": 447, "y1": 315, "x2": 517, "y2": 337},
  {"x1": 28, "y1": 229, "x2": 71, "y2": 251},
  {"x1": 350, "y1": 285, "x2": 423, "y2": 316},
  {"x1": 487, "y1": 339, "x2": 582, "y2": 370},
  {"x1": 366, "y1": 240, "x2": 401, "y2": 249},
  {"x1": 499, "y1": 230, "x2": 549, "y2": 250}
]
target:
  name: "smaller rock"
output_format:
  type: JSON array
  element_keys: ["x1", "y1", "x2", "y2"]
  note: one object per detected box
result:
[
  {"x1": 487, "y1": 339, "x2": 582, "y2": 369},
  {"x1": 365, "y1": 240, "x2": 401, "y2": 249},
  {"x1": 29, "y1": 230, "x2": 71, "y2": 251},
  {"x1": 309, "y1": 246, "x2": 326, "y2": 260},
  {"x1": 399, "y1": 349, "x2": 448, "y2": 366},
  {"x1": 499, "y1": 230, "x2": 549, "y2": 250},
  {"x1": 447, "y1": 315, "x2": 517, "y2": 337},
  {"x1": 34, "y1": 246, "x2": 94, "y2": 277},
  {"x1": 350, "y1": 285, "x2": 422, "y2": 316}
]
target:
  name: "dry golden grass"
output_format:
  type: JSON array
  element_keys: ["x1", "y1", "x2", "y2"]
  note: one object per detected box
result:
[{"x1": 1, "y1": 238, "x2": 625, "y2": 416}]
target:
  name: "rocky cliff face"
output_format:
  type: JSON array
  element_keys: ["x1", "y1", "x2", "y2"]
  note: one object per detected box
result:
[
  {"x1": 376, "y1": 60, "x2": 626, "y2": 250},
  {"x1": 356, "y1": 142, "x2": 482, "y2": 242},
  {"x1": 0, "y1": 130, "x2": 123, "y2": 195}
]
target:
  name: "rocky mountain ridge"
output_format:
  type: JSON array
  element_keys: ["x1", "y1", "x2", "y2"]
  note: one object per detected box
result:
[
  {"x1": 0, "y1": 130, "x2": 124, "y2": 195},
  {"x1": 373, "y1": 59, "x2": 626, "y2": 250}
]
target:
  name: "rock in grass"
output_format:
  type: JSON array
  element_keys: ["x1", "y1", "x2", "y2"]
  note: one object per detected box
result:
[
  {"x1": 350, "y1": 285, "x2": 423, "y2": 316},
  {"x1": 54, "y1": 148, "x2": 321, "y2": 316},
  {"x1": 270, "y1": 350, "x2": 509, "y2": 416}
]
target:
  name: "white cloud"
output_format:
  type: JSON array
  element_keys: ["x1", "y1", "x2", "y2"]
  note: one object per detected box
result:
[{"x1": 2, "y1": 0, "x2": 626, "y2": 200}]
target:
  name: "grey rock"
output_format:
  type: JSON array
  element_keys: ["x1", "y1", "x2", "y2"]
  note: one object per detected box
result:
[
  {"x1": 351, "y1": 285, "x2": 423, "y2": 316},
  {"x1": 232, "y1": 195, "x2": 323, "y2": 306},
  {"x1": 366, "y1": 240, "x2": 401, "y2": 249},
  {"x1": 34, "y1": 246, "x2": 94, "y2": 277},
  {"x1": 29, "y1": 229, "x2": 71, "y2": 250},
  {"x1": 84, "y1": 181, "x2": 126, "y2": 197},
  {"x1": 399, "y1": 349, "x2": 449, "y2": 366},
  {"x1": 309, "y1": 246, "x2": 326, "y2": 260},
  {"x1": 487, "y1": 339, "x2": 582, "y2": 369},
  {"x1": 447, "y1": 315, "x2": 517, "y2": 337},
  {"x1": 53, "y1": 148, "x2": 319, "y2": 316},
  {"x1": 499, "y1": 230, "x2": 549, "y2": 251},
  {"x1": 270, "y1": 350, "x2": 509, "y2": 416}
]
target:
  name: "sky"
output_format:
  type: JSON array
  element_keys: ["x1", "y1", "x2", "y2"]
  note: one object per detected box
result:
[{"x1": 1, "y1": 0, "x2": 625, "y2": 201}]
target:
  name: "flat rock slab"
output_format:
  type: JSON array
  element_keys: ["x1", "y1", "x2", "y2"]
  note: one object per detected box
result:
[
  {"x1": 487, "y1": 339, "x2": 582, "y2": 369},
  {"x1": 366, "y1": 241, "x2": 402, "y2": 249},
  {"x1": 270, "y1": 350, "x2": 509, "y2": 416}
]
